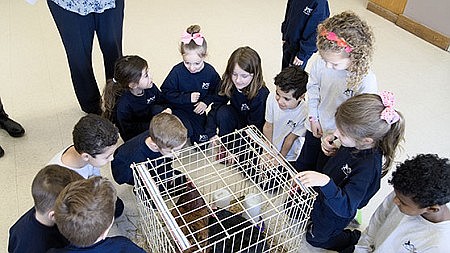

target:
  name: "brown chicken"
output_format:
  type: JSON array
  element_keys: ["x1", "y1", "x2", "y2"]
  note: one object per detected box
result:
[{"x1": 172, "y1": 182, "x2": 211, "y2": 253}]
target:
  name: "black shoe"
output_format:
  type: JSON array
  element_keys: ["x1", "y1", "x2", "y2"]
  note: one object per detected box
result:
[
  {"x1": 0, "y1": 145, "x2": 4, "y2": 158},
  {"x1": 0, "y1": 116, "x2": 25, "y2": 137}
]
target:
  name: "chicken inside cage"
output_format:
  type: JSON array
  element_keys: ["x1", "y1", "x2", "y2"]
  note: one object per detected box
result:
[{"x1": 132, "y1": 126, "x2": 317, "y2": 253}]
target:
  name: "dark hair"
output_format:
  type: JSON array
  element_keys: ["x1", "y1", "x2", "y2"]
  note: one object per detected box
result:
[
  {"x1": 389, "y1": 154, "x2": 450, "y2": 208},
  {"x1": 219, "y1": 46, "x2": 266, "y2": 100},
  {"x1": 32, "y1": 165, "x2": 83, "y2": 213},
  {"x1": 72, "y1": 114, "x2": 119, "y2": 157},
  {"x1": 102, "y1": 55, "x2": 148, "y2": 121},
  {"x1": 274, "y1": 66, "x2": 308, "y2": 99},
  {"x1": 54, "y1": 177, "x2": 116, "y2": 247}
]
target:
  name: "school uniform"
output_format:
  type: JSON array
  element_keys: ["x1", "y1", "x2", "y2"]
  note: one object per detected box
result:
[
  {"x1": 116, "y1": 86, "x2": 167, "y2": 141},
  {"x1": 282, "y1": 0, "x2": 330, "y2": 69},
  {"x1": 47, "y1": 236, "x2": 145, "y2": 253},
  {"x1": 9, "y1": 207, "x2": 69, "y2": 253},
  {"x1": 161, "y1": 62, "x2": 220, "y2": 143}
]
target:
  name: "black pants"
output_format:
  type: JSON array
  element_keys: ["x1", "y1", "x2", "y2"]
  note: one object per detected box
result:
[
  {"x1": 295, "y1": 130, "x2": 329, "y2": 172},
  {"x1": 282, "y1": 42, "x2": 309, "y2": 70},
  {"x1": 47, "y1": 0, "x2": 124, "y2": 114}
]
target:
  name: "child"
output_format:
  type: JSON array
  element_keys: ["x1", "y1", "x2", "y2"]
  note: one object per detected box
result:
[
  {"x1": 8, "y1": 165, "x2": 83, "y2": 252},
  {"x1": 161, "y1": 24, "x2": 220, "y2": 144},
  {"x1": 291, "y1": 92, "x2": 405, "y2": 251},
  {"x1": 111, "y1": 112, "x2": 187, "y2": 187},
  {"x1": 48, "y1": 114, "x2": 123, "y2": 217},
  {"x1": 296, "y1": 11, "x2": 378, "y2": 172},
  {"x1": 263, "y1": 65, "x2": 308, "y2": 164},
  {"x1": 205, "y1": 46, "x2": 270, "y2": 140},
  {"x1": 354, "y1": 154, "x2": 450, "y2": 253},
  {"x1": 102, "y1": 55, "x2": 170, "y2": 141},
  {"x1": 281, "y1": 0, "x2": 330, "y2": 69},
  {"x1": 47, "y1": 177, "x2": 146, "y2": 252}
]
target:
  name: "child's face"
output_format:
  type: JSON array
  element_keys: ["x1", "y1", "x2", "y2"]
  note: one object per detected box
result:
[
  {"x1": 393, "y1": 190, "x2": 428, "y2": 216},
  {"x1": 183, "y1": 50, "x2": 205, "y2": 73},
  {"x1": 158, "y1": 141, "x2": 186, "y2": 157},
  {"x1": 320, "y1": 51, "x2": 351, "y2": 70},
  {"x1": 232, "y1": 64, "x2": 253, "y2": 90},
  {"x1": 136, "y1": 67, "x2": 153, "y2": 90},
  {"x1": 333, "y1": 128, "x2": 356, "y2": 148},
  {"x1": 87, "y1": 144, "x2": 118, "y2": 167},
  {"x1": 275, "y1": 86, "x2": 303, "y2": 110}
]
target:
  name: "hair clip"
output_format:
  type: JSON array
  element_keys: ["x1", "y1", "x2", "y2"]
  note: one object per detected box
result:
[
  {"x1": 112, "y1": 78, "x2": 118, "y2": 84},
  {"x1": 320, "y1": 28, "x2": 353, "y2": 53},
  {"x1": 379, "y1": 91, "x2": 400, "y2": 125},
  {"x1": 181, "y1": 32, "x2": 204, "y2": 46}
]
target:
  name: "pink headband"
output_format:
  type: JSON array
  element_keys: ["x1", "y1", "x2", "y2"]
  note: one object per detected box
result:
[
  {"x1": 181, "y1": 32, "x2": 204, "y2": 46},
  {"x1": 320, "y1": 28, "x2": 353, "y2": 53},
  {"x1": 380, "y1": 91, "x2": 400, "y2": 125}
]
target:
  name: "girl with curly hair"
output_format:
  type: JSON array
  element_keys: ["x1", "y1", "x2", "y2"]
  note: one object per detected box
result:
[{"x1": 296, "y1": 11, "x2": 378, "y2": 173}]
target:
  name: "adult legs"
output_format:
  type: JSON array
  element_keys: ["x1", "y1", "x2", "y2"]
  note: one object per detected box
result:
[
  {"x1": 47, "y1": 1, "x2": 100, "y2": 114},
  {"x1": 95, "y1": 0, "x2": 124, "y2": 80}
]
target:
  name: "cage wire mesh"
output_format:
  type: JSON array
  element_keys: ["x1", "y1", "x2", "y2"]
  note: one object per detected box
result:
[{"x1": 132, "y1": 126, "x2": 317, "y2": 253}]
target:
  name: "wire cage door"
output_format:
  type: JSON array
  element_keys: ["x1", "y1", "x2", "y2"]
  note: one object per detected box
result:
[{"x1": 132, "y1": 125, "x2": 317, "y2": 253}]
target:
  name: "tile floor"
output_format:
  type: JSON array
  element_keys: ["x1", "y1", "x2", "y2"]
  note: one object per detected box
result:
[{"x1": 1, "y1": 0, "x2": 449, "y2": 252}]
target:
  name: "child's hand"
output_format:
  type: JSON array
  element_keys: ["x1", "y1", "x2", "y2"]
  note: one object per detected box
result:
[
  {"x1": 194, "y1": 102, "x2": 207, "y2": 114},
  {"x1": 321, "y1": 134, "x2": 339, "y2": 157},
  {"x1": 296, "y1": 171, "x2": 330, "y2": 187},
  {"x1": 310, "y1": 120, "x2": 323, "y2": 138},
  {"x1": 162, "y1": 108, "x2": 172, "y2": 114},
  {"x1": 191, "y1": 92, "x2": 200, "y2": 103},
  {"x1": 292, "y1": 56, "x2": 304, "y2": 66}
]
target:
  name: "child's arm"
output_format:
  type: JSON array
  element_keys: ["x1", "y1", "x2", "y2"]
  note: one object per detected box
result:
[
  {"x1": 355, "y1": 192, "x2": 397, "y2": 253},
  {"x1": 306, "y1": 60, "x2": 323, "y2": 137},
  {"x1": 160, "y1": 67, "x2": 193, "y2": 105},
  {"x1": 111, "y1": 152, "x2": 134, "y2": 185},
  {"x1": 262, "y1": 121, "x2": 273, "y2": 143},
  {"x1": 248, "y1": 87, "x2": 270, "y2": 131},
  {"x1": 280, "y1": 133, "x2": 299, "y2": 158}
]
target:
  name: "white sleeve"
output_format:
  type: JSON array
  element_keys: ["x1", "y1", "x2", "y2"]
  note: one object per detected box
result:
[
  {"x1": 265, "y1": 93, "x2": 274, "y2": 123},
  {"x1": 307, "y1": 58, "x2": 320, "y2": 119},
  {"x1": 355, "y1": 192, "x2": 396, "y2": 253}
]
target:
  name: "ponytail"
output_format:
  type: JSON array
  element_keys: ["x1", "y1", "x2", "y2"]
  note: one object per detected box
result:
[
  {"x1": 102, "y1": 79, "x2": 126, "y2": 122},
  {"x1": 379, "y1": 112, "x2": 405, "y2": 177}
]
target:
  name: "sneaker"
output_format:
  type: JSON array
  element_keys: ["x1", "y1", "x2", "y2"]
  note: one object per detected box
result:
[{"x1": 0, "y1": 116, "x2": 25, "y2": 137}]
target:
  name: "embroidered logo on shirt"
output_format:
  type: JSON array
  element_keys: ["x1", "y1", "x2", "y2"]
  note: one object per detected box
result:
[
  {"x1": 147, "y1": 96, "x2": 156, "y2": 104},
  {"x1": 241, "y1": 104, "x2": 250, "y2": 111},
  {"x1": 341, "y1": 164, "x2": 352, "y2": 177},
  {"x1": 202, "y1": 82, "x2": 210, "y2": 89},
  {"x1": 287, "y1": 120, "x2": 297, "y2": 128},
  {"x1": 303, "y1": 7, "x2": 313, "y2": 15},
  {"x1": 402, "y1": 240, "x2": 417, "y2": 253}
]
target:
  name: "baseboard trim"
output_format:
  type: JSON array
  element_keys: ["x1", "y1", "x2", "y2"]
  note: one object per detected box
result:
[
  {"x1": 367, "y1": 2, "x2": 398, "y2": 23},
  {"x1": 396, "y1": 15, "x2": 450, "y2": 51}
]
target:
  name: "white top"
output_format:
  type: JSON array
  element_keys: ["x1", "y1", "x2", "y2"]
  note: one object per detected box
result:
[
  {"x1": 265, "y1": 92, "x2": 307, "y2": 161},
  {"x1": 48, "y1": 145, "x2": 101, "y2": 179},
  {"x1": 306, "y1": 57, "x2": 378, "y2": 133},
  {"x1": 355, "y1": 191, "x2": 450, "y2": 253}
]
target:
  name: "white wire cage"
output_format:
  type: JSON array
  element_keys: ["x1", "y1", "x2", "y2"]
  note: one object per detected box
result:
[{"x1": 132, "y1": 126, "x2": 317, "y2": 253}]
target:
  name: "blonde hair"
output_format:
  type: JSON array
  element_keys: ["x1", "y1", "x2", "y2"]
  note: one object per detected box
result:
[
  {"x1": 335, "y1": 94, "x2": 405, "y2": 176},
  {"x1": 317, "y1": 11, "x2": 374, "y2": 90},
  {"x1": 179, "y1": 25, "x2": 207, "y2": 58},
  {"x1": 149, "y1": 113, "x2": 187, "y2": 149},
  {"x1": 54, "y1": 177, "x2": 117, "y2": 247},
  {"x1": 102, "y1": 55, "x2": 148, "y2": 121},
  {"x1": 219, "y1": 46, "x2": 266, "y2": 100}
]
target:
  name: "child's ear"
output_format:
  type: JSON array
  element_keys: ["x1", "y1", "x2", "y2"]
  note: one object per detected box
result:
[
  {"x1": 128, "y1": 83, "x2": 137, "y2": 89},
  {"x1": 80, "y1": 152, "x2": 91, "y2": 162},
  {"x1": 362, "y1": 137, "x2": 374, "y2": 146},
  {"x1": 48, "y1": 210, "x2": 56, "y2": 222},
  {"x1": 426, "y1": 205, "x2": 441, "y2": 213}
]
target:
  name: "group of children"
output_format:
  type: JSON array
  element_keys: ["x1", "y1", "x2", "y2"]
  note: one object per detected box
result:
[{"x1": 7, "y1": 9, "x2": 450, "y2": 253}]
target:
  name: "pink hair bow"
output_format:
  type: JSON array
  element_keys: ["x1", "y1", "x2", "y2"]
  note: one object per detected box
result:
[
  {"x1": 181, "y1": 32, "x2": 204, "y2": 46},
  {"x1": 380, "y1": 91, "x2": 400, "y2": 125}
]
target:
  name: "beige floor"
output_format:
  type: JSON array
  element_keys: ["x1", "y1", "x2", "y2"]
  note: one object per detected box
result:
[{"x1": 1, "y1": 0, "x2": 449, "y2": 252}]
